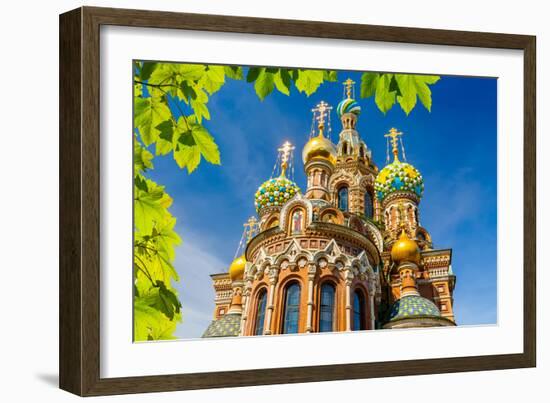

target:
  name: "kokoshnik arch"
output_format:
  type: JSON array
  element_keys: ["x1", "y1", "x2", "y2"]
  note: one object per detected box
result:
[{"x1": 202, "y1": 78, "x2": 456, "y2": 337}]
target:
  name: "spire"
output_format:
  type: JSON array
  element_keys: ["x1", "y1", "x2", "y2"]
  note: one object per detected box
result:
[
  {"x1": 384, "y1": 127, "x2": 404, "y2": 162},
  {"x1": 277, "y1": 141, "x2": 295, "y2": 177},
  {"x1": 311, "y1": 100, "x2": 332, "y2": 138}
]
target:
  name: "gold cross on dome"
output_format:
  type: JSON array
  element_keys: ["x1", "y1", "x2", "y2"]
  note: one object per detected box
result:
[
  {"x1": 278, "y1": 141, "x2": 295, "y2": 175},
  {"x1": 243, "y1": 216, "x2": 259, "y2": 241},
  {"x1": 312, "y1": 100, "x2": 332, "y2": 130},
  {"x1": 343, "y1": 78, "x2": 355, "y2": 98},
  {"x1": 384, "y1": 127, "x2": 403, "y2": 161}
]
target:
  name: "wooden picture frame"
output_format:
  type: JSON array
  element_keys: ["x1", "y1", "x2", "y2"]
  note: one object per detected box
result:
[{"x1": 59, "y1": 6, "x2": 536, "y2": 396}]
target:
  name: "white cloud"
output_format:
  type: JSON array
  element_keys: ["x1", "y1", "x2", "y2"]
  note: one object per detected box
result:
[{"x1": 171, "y1": 229, "x2": 229, "y2": 339}]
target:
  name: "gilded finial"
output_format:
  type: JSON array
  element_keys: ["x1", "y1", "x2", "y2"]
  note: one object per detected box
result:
[
  {"x1": 384, "y1": 127, "x2": 403, "y2": 161},
  {"x1": 278, "y1": 141, "x2": 295, "y2": 176},
  {"x1": 343, "y1": 78, "x2": 355, "y2": 99},
  {"x1": 311, "y1": 101, "x2": 332, "y2": 137}
]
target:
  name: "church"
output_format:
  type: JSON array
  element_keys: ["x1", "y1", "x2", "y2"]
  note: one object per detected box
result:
[{"x1": 202, "y1": 79, "x2": 456, "y2": 337}]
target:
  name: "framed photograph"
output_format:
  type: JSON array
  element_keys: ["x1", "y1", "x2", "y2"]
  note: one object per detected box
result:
[{"x1": 59, "y1": 6, "x2": 536, "y2": 396}]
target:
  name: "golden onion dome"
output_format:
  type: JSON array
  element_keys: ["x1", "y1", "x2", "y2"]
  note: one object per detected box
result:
[
  {"x1": 391, "y1": 230, "x2": 421, "y2": 264},
  {"x1": 229, "y1": 255, "x2": 246, "y2": 281},
  {"x1": 302, "y1": 134, "x2": 337, "y2": 165}
]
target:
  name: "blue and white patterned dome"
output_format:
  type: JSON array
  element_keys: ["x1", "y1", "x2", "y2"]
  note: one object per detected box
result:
[{"x1": 336, "y1": 98, "x2": 361, "y2": 117}]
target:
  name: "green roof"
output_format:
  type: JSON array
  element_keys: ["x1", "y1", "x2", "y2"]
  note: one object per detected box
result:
[{"x1": 202, "y1": 313, "x2": 241, "y2": 338}]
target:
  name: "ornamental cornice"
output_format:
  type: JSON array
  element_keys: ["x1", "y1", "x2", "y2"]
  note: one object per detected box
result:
[{"x1": 381, "y1": 191, "x2": 420, "y2": 208}]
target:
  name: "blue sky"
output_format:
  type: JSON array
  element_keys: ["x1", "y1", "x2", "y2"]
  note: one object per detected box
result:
[{"x1": 146, "y1": 69, "x2": 497, "y2": 339}]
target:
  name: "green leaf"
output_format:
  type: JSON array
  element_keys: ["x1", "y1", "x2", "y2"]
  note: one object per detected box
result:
[
  {"x1": 246, "y1": 67, "x2": 262, "y2": 82},
  {"x1": 394, "y1": 74, "x2": 440, "y2": 115},
  {"x1": 133, "y1": 137, "x2": 154, "y2": 172},
  {"x1": 200, "y1": 65, "x2": 225, "y2": 95},
  {"x1": 134, "y1": 96, "x2": 171, "y2": 146},
  {"x1": 134, "y1": 179, "x2": 172, "y2": 234},
  {"x1": 273, "y1": 69, "x2": 291, "y2": 96},
  {"x1": 140, "y1": 62, "x2": 158, "y2": 81},
  {"x1": 155, "y1": 120, "x2": 174, "y2": 156},
  {"x1": 191, "y1": 125, "x2": 220, "y2": 165},
  {"x1": 190, "y1": 98, "x2": 210, "y2": 123},
  {"x1": 177, "y1": 64, "x2": 207, "y2": 81},
  {"x1": 174, "y1": 144, "x2": 201, "y2": 173},
  {"x1": 323, "y1": 70, "x2": 338, "y2": 82},
  {"x1": 178, "y1": 81, "x2": 196, "y2": 103},
  {"x1": 224, "y1": 66, "x2": 243, "y2": 80},
  {"x1": 254, "y1": 68, "x2": 275, "y2": 101},
  {"x1": 294, "y1": 69, "x2": 324, "y2": 96},
  {"x1": 374, "y1": 74, "x2": 396, "y2": 114},
  {"x1": 360, "y1": 72, "x2": 379, "y2": 99}
]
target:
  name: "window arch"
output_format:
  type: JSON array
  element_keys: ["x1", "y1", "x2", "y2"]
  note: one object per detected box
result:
[
  {"x1": 338, "y1": 186, "x2": 349, "y2": 212},
  {"x1": 282, "y1": 282, "x2": 301, "y2": 334},
  {"x1": 254, "y1": 289, "x2": 268, "y2": 335},
  {"x1": 364, "y1": 191, "x2": 373, "y2": 218},
  {"x1": 352, "y1": 289, "x2": 367, "y2": 330},
  {"x1": 359, "y1": 146, "x2": 365, "y2": 158},
  {"x1": 319, "y1": 283, "x2": 336, "y2": 332}
]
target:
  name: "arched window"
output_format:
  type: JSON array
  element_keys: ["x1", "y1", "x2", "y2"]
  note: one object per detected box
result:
[
  {"x1": 352, "y1": 290, "x2": 366, "y2": 330},
  {"x1": 342, "y1": 142, "x2": 349, "y2": 155},
  {"x1": 338, "y1": 187, "x2": 349, "y2": 212},
  {"x1": 364, "y1": 191, "x2": 373, "y2": 218},
  {"x1": 282, "y1": 283, "x2": 301, "y2": 334},
  {"x1": 254, "y1": 290, "x2": 267, "y2": 335},
  {"x1": 291, "y1": 209, "x2": 304, "y2": 233},
  {"x1": 359, "y1": 146, "x2": 365, "y2": 158},
  {"x1": 319, "y1": 283, "x2": 336, "y2": 332}
]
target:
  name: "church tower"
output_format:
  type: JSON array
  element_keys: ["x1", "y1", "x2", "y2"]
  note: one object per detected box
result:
[
  {"x1": 375, "y1": 129, "x2": 456, "y2": 324},
  {"x1": 302, "y1": 101, "x2": 337, "y2": 201},
  {"x1": 328, "y1": 79, "x2": 378, "y2": 220}
]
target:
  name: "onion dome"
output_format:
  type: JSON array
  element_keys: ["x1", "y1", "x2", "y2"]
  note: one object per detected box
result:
[
  {"x1": 387, "y1": 294, "x2": 441, "y2": 322},
  {"x1": 202, "y1": 313, "x2": 241, "y2": 338},
  {"x1": 391, "y1": 229, "x2": 421, "y2": 264},
  {"x1": 375, "y1": 159, "x2": 424, "y2": 200},
  {"x1": 229, "y1": 255, "x2": 246, "y2": 281},
  {"x1": 375, "y1": 128, "x2": 423, "y2": 201},
  {"x1": 337, "y1": 78, "x2": 362, "y2": 117},
  {"x1": 255, "y1": 141, "x2": 301, "y2": 214},
  {"x1": 336, "y1": 98, "x2": 361, "y2": 117},
  {"x1": 302, "y1": 134, "x2": 337, "y2": 165},
  {"x1": 254, "y1": 176, "x2": 300, "y2": 213}
]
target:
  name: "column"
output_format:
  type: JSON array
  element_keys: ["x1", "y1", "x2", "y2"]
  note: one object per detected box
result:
[
  {"x1": 264, "y1": 267, "x2": 279, "y2": 335},
  {"x1": 344, "y1": 269, "x2": 353, "y2": 331},
  {"x1": 239, "y1": 279, "x2": 252, "y2": 336},
  {"x1": 306, "y1": 264, "x2": 317, "y2": 332}
]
